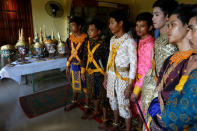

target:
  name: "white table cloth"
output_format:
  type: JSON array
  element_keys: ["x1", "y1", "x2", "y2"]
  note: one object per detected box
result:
[{"x1": 0, "y1": 58, "x2": 67, "y2": 84}]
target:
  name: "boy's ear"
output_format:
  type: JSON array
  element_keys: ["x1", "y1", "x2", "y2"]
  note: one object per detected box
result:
[
  {"x1": 165, "y1": 14, "x2": 169, "y2": 21},
  {"x1": 98, "y1": 30, "x2": 101, "y2": 35},
  {"x1": 119, "y1": 21, "x2": 123, "y2": 27},
  {"x1": 184, "y1": 24, "x2": 188, "y2": 31},
  {"x1": 78, "y1": 25, "x2": 81, "y2": 30},
  {"x1": 149, "y1": 25, "x2": 153, "y2": 32}
]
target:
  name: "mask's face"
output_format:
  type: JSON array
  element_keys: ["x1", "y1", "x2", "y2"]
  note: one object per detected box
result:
[
  {"x1": 58, "y1": 47, "x2": 66, "y2": 54},
  {"x1": 48, "y1": 45, "x2": 56, "y2": 53},
  {"x1": 35, "y1": 48, "x2": 43, "y2": 56},
  {"x1": 18, "y1": 46, "x2": 27, "y2": 55},
  {"x1": 45, "y1": 45, "x2": 50, "y2": 51},
  {"x1": 1, "y1": 50, "x2": 11, "y2": 58}
]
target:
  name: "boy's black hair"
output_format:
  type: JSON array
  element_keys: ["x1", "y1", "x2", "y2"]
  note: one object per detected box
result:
[
  {"x1": 189, "y1": 4, "x2": 197, "y2": 23},
  {"x1": 136, "y1": 12, "x2": 153, "y2": 27},
  {"x1": 89, "y1": 19, "x2": 103, "y2": 31},
  {"x1": 70, "y1": 16, "x2": 85, "y2": 27},
  {"x1": 153, "y1": 0, "x2": 178, "y2": 16},
  {"x1": 170, "y1": 4, "x2": 193, "y2": 26},
  {"x1": 109, "y1": 9, "x2": 129, "y2": 32}
]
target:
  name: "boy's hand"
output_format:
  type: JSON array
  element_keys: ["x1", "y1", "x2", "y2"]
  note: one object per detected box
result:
[
  {"x1": 103, "y1": 75, "x2": 108, "y2": 89},
  {"x1": 124, "y1": 86, "x2": 132, "y2": 99},
  {"x1": 130, "y1": 93, "x2": 137, "y2": 102},
  {"x1": 81, "y1": 73, "x2": 86, "y2": 81},
  {"x1": 66, "y1": 66, "x2": 70, "y2": 77}
]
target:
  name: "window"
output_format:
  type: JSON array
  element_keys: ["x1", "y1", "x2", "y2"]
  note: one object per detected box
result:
[{"x1": 0, "y1": 0, "x2": 33, "y2": 46}]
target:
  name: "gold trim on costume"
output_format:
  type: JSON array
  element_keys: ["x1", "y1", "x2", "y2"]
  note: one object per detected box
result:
[
  {"x1": 86, "y1": 68, "x2": 105, "y2": 75},
  {"x1": 157, "y1": 50, "x2": 195, "y2": 112},
  {"x1": 85, "y1": 41, "x2": 105, "y2": 75},
  {"x1": 72, "y1": 70, "x2": 82, "y2": 91},
  {"x1": 109, "y1": 66, "x2": 129, "y2": 72},
  {"x1": 67, "y1": 34, "x2": 87, "y2": 67},
  {"x1": 107, "y1": 43, "x2": 129, "y2": 82},
  {"x1": 158, "y1": 50, "x2": 195, "y2": 92},
  {"x1": 70, "y1": 34, "x2": 87, "y2": 44},
  {"x1": 67, "y1": 42, "x2": 83, "y2": 67},
  {"x1": 170, "y1": 49, "x2": 196, "y2": 65},
  {"x1": 136, "y1": 73, "x2": 142, "y2": 82},
  {"x1": 175, "y1": 75, "x2": 188, "y2": 92},
  {"x1": 81, "y1": 67, "x2": 86, "y2": 74},
  {"x1": 72, "y1": 62, "x2": 81, "y2": 65},
  {"x1": 147, "y1": 116, "x2": 152, "y2": 129},
  {"x1": 133, "y1": 86, "x2": 141, "y2": 96},
  {"x1": 83, "y1": 88, "x2": 87, "y2": 93},
  {"x1": 152, "y1": 57, "x2": 158, "y2": 83}
]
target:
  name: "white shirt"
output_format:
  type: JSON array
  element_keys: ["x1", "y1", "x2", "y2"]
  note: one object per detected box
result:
[{"x1": 107, "y1": 33, "x2": 137, "y2": 79}]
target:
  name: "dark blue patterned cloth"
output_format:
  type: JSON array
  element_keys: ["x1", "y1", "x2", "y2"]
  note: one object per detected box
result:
[{"x1": 162, "y1": 69, "x2": 197, "y2": 131}]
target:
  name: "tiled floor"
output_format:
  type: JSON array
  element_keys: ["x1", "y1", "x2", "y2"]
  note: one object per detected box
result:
[{"x1": 0, "y1": 70, "x2": 100, "y2": 131}]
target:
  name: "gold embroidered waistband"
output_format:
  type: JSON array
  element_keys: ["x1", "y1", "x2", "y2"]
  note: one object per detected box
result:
[
  {"x1": 71, "y1": 62, "x2": 81, "y2": 65},
  {"x1": 109, "y1": 66, "x2": 129, "y2": 72},
  {"x1": 87, "y1": 68, "x2": 105, "y2": 75}
]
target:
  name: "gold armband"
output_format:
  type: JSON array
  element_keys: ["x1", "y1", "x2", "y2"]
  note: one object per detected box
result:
[
  {"x1": 175, "y1": 75, "x2": 188, "y2": 92},
  {"x1": 81, "y1": 67, "x2": 86, "y2": 74}
]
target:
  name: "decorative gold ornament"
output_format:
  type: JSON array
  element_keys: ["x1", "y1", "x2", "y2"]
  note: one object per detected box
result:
[
  {"x1": 1, "y1": 44, "x2": 14, "y2": 50},
  {"x1": 34, "y1": 42, "x2": 43, "y2": 48},
  {"x1": 57, "y1": 32, "x2": 65, "y2": 48},
  {"x1": 45, "y1": 39, "x2": 55, "y2": 44},
  {"x1": 15, "y1": 28, "x2": 27, "y2": 47}
]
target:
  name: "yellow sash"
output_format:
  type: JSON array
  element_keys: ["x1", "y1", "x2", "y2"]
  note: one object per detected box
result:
[
  {"x1": 86, "y1": 41, "x2": 105, "y2": 75},
  {"x1": 107, "y1": 43, "x2": 129, "y2": 82},
  {"x1": 66, "y1": 42, "x2": 83, "y2": 67}
]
